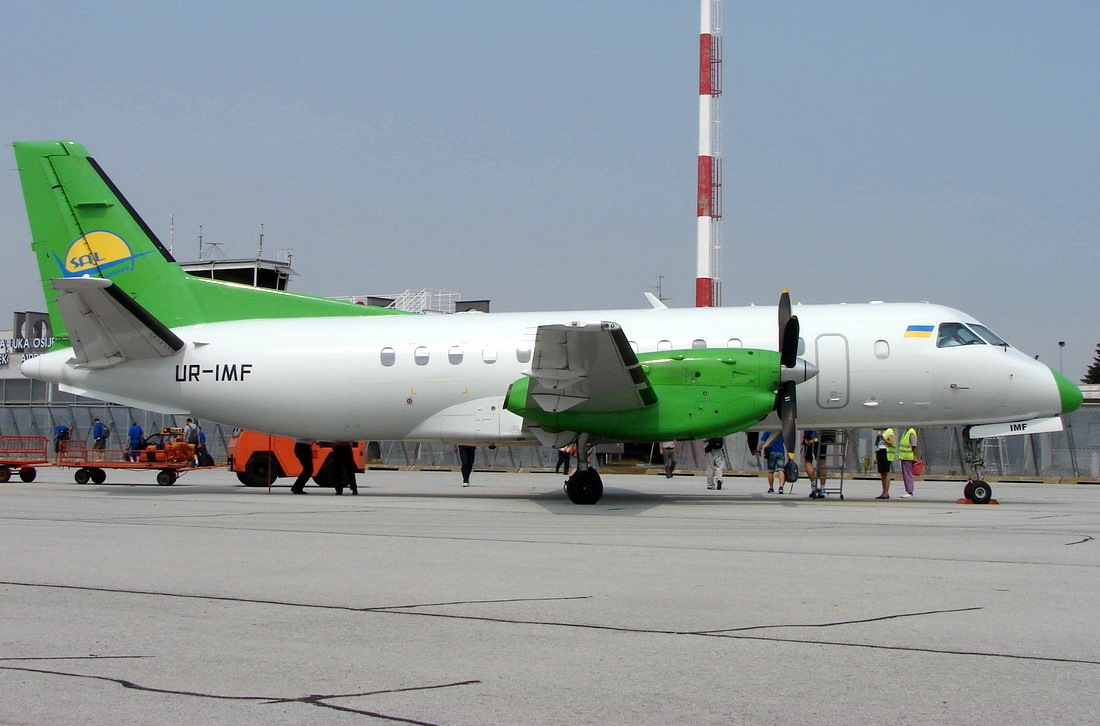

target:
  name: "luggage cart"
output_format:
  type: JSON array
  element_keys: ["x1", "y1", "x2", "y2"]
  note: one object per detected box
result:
[
  {"x1": 57, "y1": 434, "x2": 197, "y2": 486},
  {"x1": 0, "y1": 436, "x2": 51, "y2": 483}
]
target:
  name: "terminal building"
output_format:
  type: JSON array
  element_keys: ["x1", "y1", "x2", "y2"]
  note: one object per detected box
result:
[{"x1": 1, "y1": 255, "x2": 1097, "y2": 480}]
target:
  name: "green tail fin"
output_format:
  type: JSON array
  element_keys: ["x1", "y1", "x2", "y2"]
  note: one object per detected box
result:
[{"x1": 14, "y1": 141, "x2": 402, "y2": 345}]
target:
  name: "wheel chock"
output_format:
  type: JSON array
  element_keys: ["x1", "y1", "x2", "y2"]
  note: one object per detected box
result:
[{"x1": 955, "y1": 498, "x2": 999, "y2": 505}]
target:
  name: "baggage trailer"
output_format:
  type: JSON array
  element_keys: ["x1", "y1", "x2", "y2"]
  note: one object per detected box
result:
[
  {"x1": 57, "y1": 434, "x2": 199, "y2": 486},
  {"x1": 0, "y1": 436, "x2": 51, "y2": 483}
]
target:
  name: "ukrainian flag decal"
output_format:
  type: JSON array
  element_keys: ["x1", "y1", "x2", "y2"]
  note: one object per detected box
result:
[{"x1": 904, "y1": 325, "x2": 934, "y2": 338}]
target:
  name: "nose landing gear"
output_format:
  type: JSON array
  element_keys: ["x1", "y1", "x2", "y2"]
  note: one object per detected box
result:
[{"x1": 962, "y1": 432, "x2": 994, "y2": 504}]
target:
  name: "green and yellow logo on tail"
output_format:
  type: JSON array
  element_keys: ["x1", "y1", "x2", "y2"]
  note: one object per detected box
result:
[{"x1": 55, "y1": 231, "x2": 155, "y2": 278}]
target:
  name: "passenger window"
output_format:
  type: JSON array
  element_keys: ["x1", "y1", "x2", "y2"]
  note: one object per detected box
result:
[
  {"x1": 657, "y1": 340, "x2": 673, "y2": 351},
  {"x1": 414, "y1": 346, "x2": 430, "y2": 365},
  {"x1": 727, "y1": 338, "x2": 743, "y2": 348},
  {"x1": 692, "y1": 339, "x2": 707, "y2": 349},
  {"x1": 874, "y1": 340, "x2": 890, "y2": 359},
  {"x1": 482, "y1": 346, "x2": 497, "y2": 364},
  {"x1": 937, "y1": 322, "x2": 985, "y2": 348},
  {"x1": 516, "y1": 347, "x2": 532, "y2": 363},
  {"x1": 448, "y1": 346, "x2": 463, "y2": 365},
  {"x1": 628, "y1": 340, "x2": 639, "y2": 353},
  {"x1": 380, "y1": 347, "x2": 396, "y2": 366}
]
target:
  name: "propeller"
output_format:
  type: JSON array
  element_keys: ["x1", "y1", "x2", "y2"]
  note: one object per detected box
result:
[
  {"x1": 750, "y1": 289, "x2": 817, "y2": 457},
  {"x1": 776, "y1": 289, "x2": 799, "y2": 461}
]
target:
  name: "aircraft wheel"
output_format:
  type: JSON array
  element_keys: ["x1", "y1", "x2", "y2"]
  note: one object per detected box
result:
[
  {"x1": 969, "y1": 480, "x2": 992, "y2": 505},
  {"x1": 90, "y1": 468, "x2": 107, "y2": 485},
  {"x1": 19, "y1": 467, "x2": 37, "y2": 483},
  {"x1": 243, "y1": 453, "x2": 279, "y2": 487},
  {"x1": 565, "y1": 469, "x2": 603, "y2": 505},
  {"x1": 963, "y1": 481, "x2": 976, "y2": 500},
  {"x1": 157, "y1": 469, "x2": 177, "y2": 486},
  {"x1": 74, "y1": 468, "x2": 91, "y2": 485},
  {"x1": 0, "y1": 466, "x2": 10, "y2": 483}
]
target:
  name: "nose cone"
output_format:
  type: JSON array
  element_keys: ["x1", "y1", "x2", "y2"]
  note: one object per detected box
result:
[
  {"x1": 781, "y1": 358, "x2": 818, "y2": 385},
  {"x1": 1053, "y1": 370, "x2": 1083, "y2": 414}
]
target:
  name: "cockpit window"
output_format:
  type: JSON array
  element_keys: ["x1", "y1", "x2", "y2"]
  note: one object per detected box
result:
[
  {"x1": 970, "y1": 324, "x2": 1009, "y2": 347},
  {"x1": 937, "y1": 322, "x2": 985, "y2": 348}
]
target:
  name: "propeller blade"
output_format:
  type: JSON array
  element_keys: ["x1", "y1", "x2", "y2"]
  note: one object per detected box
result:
[
  {"x1": 777, "y1": 380, "x2": 797, "y2": 459},
  {"x1": 745, "y1": 431, "x2": 760, "y2": 454},
  {"x1": 778, "y1": 288, "x2": 791, "y2": 351},
  {"x1": 775, "y1": 290, "x2": 799, "y2": 459},
  {"x1": 781, "y1": 315, "x2": 800, "y2": 369}
]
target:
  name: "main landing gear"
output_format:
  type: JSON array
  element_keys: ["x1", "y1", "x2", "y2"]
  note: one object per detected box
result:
[
  {"x1": 962, "y1": 431, "x2": 994, "y2": 504},
  {"x1": 563, "y1": 433, "x2": 603, "y2": 505},
  {"x1": 565, "y1": 468, "x2": 603, "y2": 505}
]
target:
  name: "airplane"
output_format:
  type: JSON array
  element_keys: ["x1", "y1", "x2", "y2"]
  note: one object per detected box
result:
[{"x1": 12, "y1": 141, "x2": 1084, "y2": 504}]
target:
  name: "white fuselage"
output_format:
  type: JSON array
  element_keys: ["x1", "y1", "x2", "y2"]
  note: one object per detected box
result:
[{"x1": 23, "y1": 302, "x2": 1064, "y2": 443}]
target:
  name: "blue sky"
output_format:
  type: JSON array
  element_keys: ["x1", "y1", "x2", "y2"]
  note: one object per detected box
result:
[{"x1": 1, "y1": 1, "x2": 1096, "y2": 379}]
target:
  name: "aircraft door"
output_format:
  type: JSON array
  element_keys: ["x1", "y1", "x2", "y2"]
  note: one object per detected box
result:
[{"x1": 815, "y1": 334, "x2": 849, "y2": 409}]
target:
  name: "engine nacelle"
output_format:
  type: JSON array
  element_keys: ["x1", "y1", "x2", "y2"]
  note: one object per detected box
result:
[{"x1": 504, "y1": 348, "x2": 783, "y2": 441}]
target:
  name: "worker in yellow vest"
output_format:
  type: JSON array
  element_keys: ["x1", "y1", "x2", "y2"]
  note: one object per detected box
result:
[{"x1": 898, "y1": 427, "x2": 919, "y2": 498}]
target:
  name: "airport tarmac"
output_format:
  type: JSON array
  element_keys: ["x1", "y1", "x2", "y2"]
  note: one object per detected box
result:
[{"x1": 1, "y1": 467, "x2": 1097, "y2": 725}]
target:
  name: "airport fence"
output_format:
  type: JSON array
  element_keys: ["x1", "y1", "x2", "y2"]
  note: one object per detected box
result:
[{"x1": 2, "y1": 403, "x2": 1098, "y2": 479}]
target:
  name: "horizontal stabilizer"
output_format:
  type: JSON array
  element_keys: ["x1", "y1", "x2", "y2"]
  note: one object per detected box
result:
[
  {"x1": 524, "y1": 321, "x2": 656, "y2": 413},
  {"x1": 52, "y1": 277, "x2": 185, "y2": 368},
  {"x1": 59, "y1": 384, "x2": 191, "y2": 415}
]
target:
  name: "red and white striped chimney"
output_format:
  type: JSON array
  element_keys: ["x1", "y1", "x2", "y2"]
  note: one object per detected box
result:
[{"x1": 696, "y1": 0, "x2": 722, "y2": 307}]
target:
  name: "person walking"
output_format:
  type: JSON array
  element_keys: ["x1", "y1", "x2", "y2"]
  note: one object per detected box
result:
[
  {"x1": 456, "y1": 445, "x2": 476, "y2": 487},
  {"x1": 183, "y1": 418, "x2": 198, "y2": 442},
  {"x1": 704, "y1": 437, "x2": 725, "y2": 490},
  {"x1": 758, "y1": 432, "x2": 787, "y2": 493},
  {"x1": 660, "y1": 441, "x2": 678, "y2": 479},
  {"x1": 875, "y1": 428, "x2": 896, "y2": 499},
  {"x1": 195, "y1": 427, "x2": 216, "y2": 466},
  {"x1": 331, "y1": 443, "x2": 359, "y2": 495},
  {"x1": 290, "y1": 438, "x2": 312, "y2": 494},
  {"x1": 91, "y1": 418, "x2": 108, "y2": 461},
  {"x1": 555, "y1": 445, "x2": 572, "y2": 475},
  {"x1": 802, "y1": 430, "x2": 822, "y2": 498},
  {"x1": 898, "y1": 427, "x2": 919, "y2": 498},
  {"x1": 126, "y1": 421, "x2": 144, "y2": 462}
]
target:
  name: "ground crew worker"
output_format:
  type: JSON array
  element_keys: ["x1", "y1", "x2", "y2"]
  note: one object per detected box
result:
[
  {"x1": 898, "y1": 427, "x2": 919, "y2": 498},
  {"x1": 875, "y1": 427, "x2": 896, "y2": 499}
]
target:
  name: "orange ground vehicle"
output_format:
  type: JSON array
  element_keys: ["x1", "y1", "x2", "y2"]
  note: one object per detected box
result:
[{"x1": 227, "y1": 430, "x2": 366, "y2": 492}]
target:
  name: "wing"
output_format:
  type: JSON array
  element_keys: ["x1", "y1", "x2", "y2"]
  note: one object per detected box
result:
[
  {"x1": 523, "y1": 321, "x2": 657, "y2": 413},
  {"x1": 52, "y1": 277, "x2": 185, "y2": 369}
]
